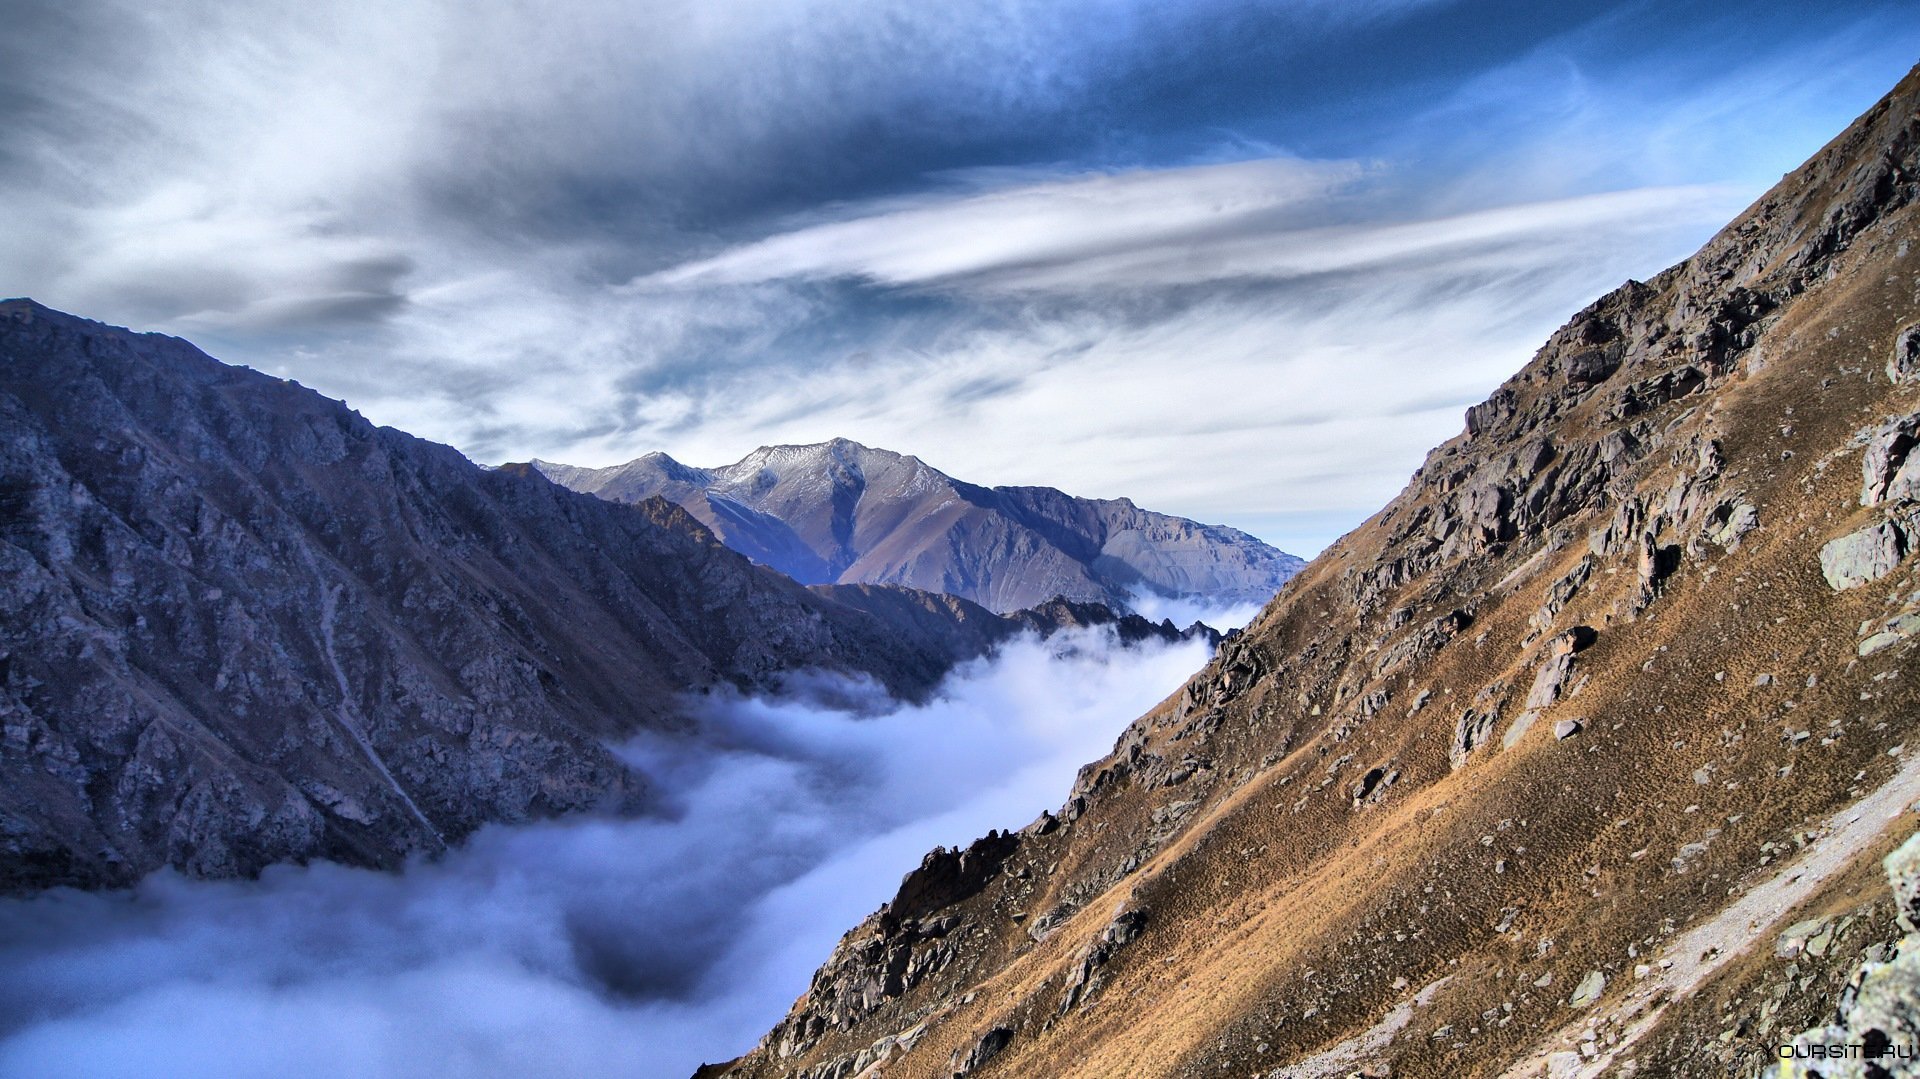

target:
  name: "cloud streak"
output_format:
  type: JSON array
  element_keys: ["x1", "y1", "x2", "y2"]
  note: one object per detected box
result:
[
  {"x1": 0, "y1": 630, "x2": 1212, "y2": 1079},
  {"x1": 1, "y1": 1, "x2": 1915, "y2": 557},
  {"x1": 646, "y1": 159, "x2": 1738, "y2": 296}
]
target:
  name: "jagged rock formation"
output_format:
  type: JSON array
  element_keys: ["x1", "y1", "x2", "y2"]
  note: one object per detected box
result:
[
  {"x1": 1764, "y1": 832, "x2": 1920, "y2": 1079},
  {"x1": 535, "y1": 441, "x2": 1302, "y2": 614},
  {"x1": 815, "y1": 586, "x2": 1220, "y2": 660},
  {"x1": 709, "y1": 66, "x2": 1920, "y2": 1079},
  {"x1": 0, "y1": 304, "x2": 1198, "y2": 893}
]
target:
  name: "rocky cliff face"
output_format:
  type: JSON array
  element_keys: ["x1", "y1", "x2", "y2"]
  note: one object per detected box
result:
[
  {"x1": 535, "y1": 441, "x2": 1303, "y2": 614},
  {"x1": 0, "y1": 306, "x2": 1188, "y2": 893},
  {"x1": 711, "y1": 66, "x2": 1920, "y2": 1079}
]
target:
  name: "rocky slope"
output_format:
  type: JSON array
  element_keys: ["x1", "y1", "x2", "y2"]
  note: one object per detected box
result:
[
  {"x1": 0, "y1": 304, "x2": 1196, "y2": 893},
  {"x1": 708, "y1": 65, "x2": 1920, "y2": 1079},
  {"x1": 535, "y1": 440, "x2": 1303, "y2": 614}
]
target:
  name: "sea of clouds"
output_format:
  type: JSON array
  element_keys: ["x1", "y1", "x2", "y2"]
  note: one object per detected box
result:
[{"x1": 0, "y1": 627, "x2": 1215, "y2": 1079}]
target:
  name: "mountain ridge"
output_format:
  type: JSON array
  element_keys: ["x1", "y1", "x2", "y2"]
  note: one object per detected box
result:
[
  {"x1": 534, "y1": 439, "x2": 1303, "y2": 615},
  {"x1": 708, "y1": 63, "x2": 1920, "y2": 1079},
  {"x1": 0, "y1": 300, "x2": 1208, "y2": 893}
]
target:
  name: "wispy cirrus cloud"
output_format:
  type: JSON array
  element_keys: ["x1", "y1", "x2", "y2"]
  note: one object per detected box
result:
[
  {"x1": 644, "y1": 159, "x2": 1740, "y2": 296},
  {"x1": 0, "y1": 0, "x2": 1915, "y2": 558},
  {"x1": 646, "y1": 157, "x2": 1367, "y2": 290}
]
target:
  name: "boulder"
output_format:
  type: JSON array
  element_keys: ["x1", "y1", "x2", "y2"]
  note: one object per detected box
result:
[
  {"x1": 1565, "y1": 348, "x2": 1621, "y2": 385},
  {"x1": 1570, "y1": 970, "x2": 1607, "y2": 1007},
  {"x1": 1505, "y1": 628, "x2": 1596, "y2": 748},
  {"x1": 950, "y1": 1026, "x2": 1014, "y2": 1078},
  {"x1": 1451, "y1": 709, "x2": 1497, "y2": 770},
  {"x1": 1820, "y1": 521, "x2": 1910, "y2": 590},
  {"x1": 1890, "y1": 323, "x2": 1920, "y2": 385},
  {"x1": 1861, "y1": 412, "x2": 1920, "y2": 506}
]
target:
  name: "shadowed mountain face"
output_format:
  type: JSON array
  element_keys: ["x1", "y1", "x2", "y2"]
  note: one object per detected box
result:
[
  {"x1": 0, "y1": 305, "x2": 1200, "y2": 893},
  {"x1": 712, "y1": 67, "x2": 1920, "y2": 1079},
  {"x1": 535, "y1": 441, "x2": 1303, "y2": 614}
]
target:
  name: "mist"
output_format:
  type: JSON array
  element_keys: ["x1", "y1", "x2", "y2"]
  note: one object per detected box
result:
[
  {"x1": 1124, "y1": 588, "x2": 1269, "y2": 632},
  {"x1": 0, "y1": 628, "x2": 1210, "y2": 1079}
]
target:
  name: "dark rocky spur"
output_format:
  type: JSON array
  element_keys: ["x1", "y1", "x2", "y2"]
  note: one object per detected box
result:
[{"x1": 0, "y1": 302, "x2": 1204, "y2": 893}]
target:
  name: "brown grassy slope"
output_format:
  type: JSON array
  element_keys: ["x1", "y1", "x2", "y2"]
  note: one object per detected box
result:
[{"x1": 711, "y1": 64, "x2": 1920, "y2": 1079}]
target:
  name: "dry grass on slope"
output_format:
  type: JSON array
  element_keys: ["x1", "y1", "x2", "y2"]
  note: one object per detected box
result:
[{"x1": 718, "y1": 66, "x2": 1920, "y2": 1079}]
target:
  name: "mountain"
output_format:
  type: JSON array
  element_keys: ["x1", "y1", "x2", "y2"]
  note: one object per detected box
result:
[
  {"x1": 707, "y1": 66, "x2": 1920, "y2": 1079},
  {"x1": 534, "y1": 440, "x2": 1303, "y2": 614},
  {"x1": 0, "y1": 303, "x2": 1198, "y2": 893}
]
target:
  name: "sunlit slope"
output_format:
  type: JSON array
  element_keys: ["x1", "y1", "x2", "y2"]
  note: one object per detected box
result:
[{"x1": 713, "y1": 63, "x2": 1920, "y2": 1079}]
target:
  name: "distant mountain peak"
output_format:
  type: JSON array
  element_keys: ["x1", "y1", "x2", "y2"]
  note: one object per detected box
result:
[{"x1": 537, "y1": 440, "x2": 1303, "y2": 613}]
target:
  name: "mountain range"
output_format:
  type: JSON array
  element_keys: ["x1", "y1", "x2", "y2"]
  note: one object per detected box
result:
[
  {"x1": 3, "y1": 55, "x2": 1917, "y2": 1079},
  {"x1": 705, "y1": 64, "x2": 1920, "y2": 1079},
  {"x1": 533, "y1": 442, "x2": 1302, "y2": 615},
  {"x1": 0, "y1": 304, "x2": 1206, "y2": 892}
]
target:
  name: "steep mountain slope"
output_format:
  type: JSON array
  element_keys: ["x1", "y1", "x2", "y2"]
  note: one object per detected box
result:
[
  {"x1": 0, "y1": 304, "x2": 1183, "y2": 893},
  {"x1": 535, "y1": 441, "x2": 1303, "y2": 614},
  {"x1": 711, "y1": 66, "x2": 1920, "y2": 1079}
]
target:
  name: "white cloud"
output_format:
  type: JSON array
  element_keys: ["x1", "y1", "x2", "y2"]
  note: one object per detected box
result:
[
  {"x1": 0, "y1": 630, "x2": 1212, "y2": 1079},
  {"x1": 645, "y1": 158, "x2": 1739, "y2": 297},
  {"x1": 538, "y1": 171, "x2": 1742, "y2": 546},
  {"x1": 4, "y1": 0, "x2": 1908, "y2": 556},
  {"x1": 647, "y1": 157, "x2": 1367, "y2": 289}
]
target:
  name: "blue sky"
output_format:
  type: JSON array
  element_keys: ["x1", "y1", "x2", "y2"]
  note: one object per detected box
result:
[{"x1": 3, "y1": 0, "x2": 1916, "y2": 554}]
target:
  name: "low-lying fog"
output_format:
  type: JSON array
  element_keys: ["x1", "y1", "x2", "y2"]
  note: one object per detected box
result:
[
  {"x1": 0, "y1": 627, "x2": 1214, "y2": 1079},
  {"x1": 1125, "y1": 588, "x2": 1264, "y2": 633}
]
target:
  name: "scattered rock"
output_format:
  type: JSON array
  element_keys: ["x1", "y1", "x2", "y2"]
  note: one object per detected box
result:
[
  {"x1": 949, "y1": 1026, "x2": 1014, "y2": 1078},
  {"x1": 1704, "y1": 499, "x2": 1760, "y2": 549},
  {"x1": 1821, "y1": 521, "x2": 1911, "y2": 590},
  {"x1": 1776, "y1": 916, "x2": 1831, "y2": 959},
  {"x1": 1890, "y1": 323, "x2": 1920, "y2": 385},
  {"x1": 1553, "y1": 719, "x2": 1584, "y2": 740},
  {"x1": 1452, "y1": 708, "x2": 1498, "y2": 770},
  {"x1": 1570, "y1": 970, "x2": 1607, "y2": 1008},
  {"x1": 1861, "y1": 412, "x2": 1920, "y2": 506}
]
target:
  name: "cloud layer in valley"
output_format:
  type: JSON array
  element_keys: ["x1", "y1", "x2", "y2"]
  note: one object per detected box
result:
[
  {"x1": 0, "y1": 630, "x2": 1211, "y2": 1079},
  {"x1": 2, "y1": 1, "x2": 1917, "y2": 554}
]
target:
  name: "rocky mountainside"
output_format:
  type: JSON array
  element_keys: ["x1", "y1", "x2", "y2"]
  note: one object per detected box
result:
[
  {"x1": 709, "y1": 66, "x2": 1920, "y2": 1079},
  {"x1": 535, "y1": 440, "x2": 1303, "y2": 614},
  {"x1": 0, "y1": 304, "x2": 1196, "y2": 893}
]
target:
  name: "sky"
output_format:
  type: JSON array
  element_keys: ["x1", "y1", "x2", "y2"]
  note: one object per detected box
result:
[
  {"x1": 0, "y1": 630, "x2": 1214, "y2": 1079},
  {"x1": 2, "y1": 2, "x2": 1917, "y2": 555}
]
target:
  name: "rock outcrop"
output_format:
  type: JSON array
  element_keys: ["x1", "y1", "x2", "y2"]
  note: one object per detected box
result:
[
  {"x1": 710, "y1": 65, "x2": 1920, "y2": 1079},
  {"x1": 535, "y1": 441, "x2": 1303, "y2": 614},
  {"x1": 1764, "y1": 833, "x2": 1920, "y2": 1079}
]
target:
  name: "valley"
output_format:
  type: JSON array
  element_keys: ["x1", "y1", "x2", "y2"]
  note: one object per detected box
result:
[{"x1": 0, "y1": 7, "x2": 1916, "y2": 1078}]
